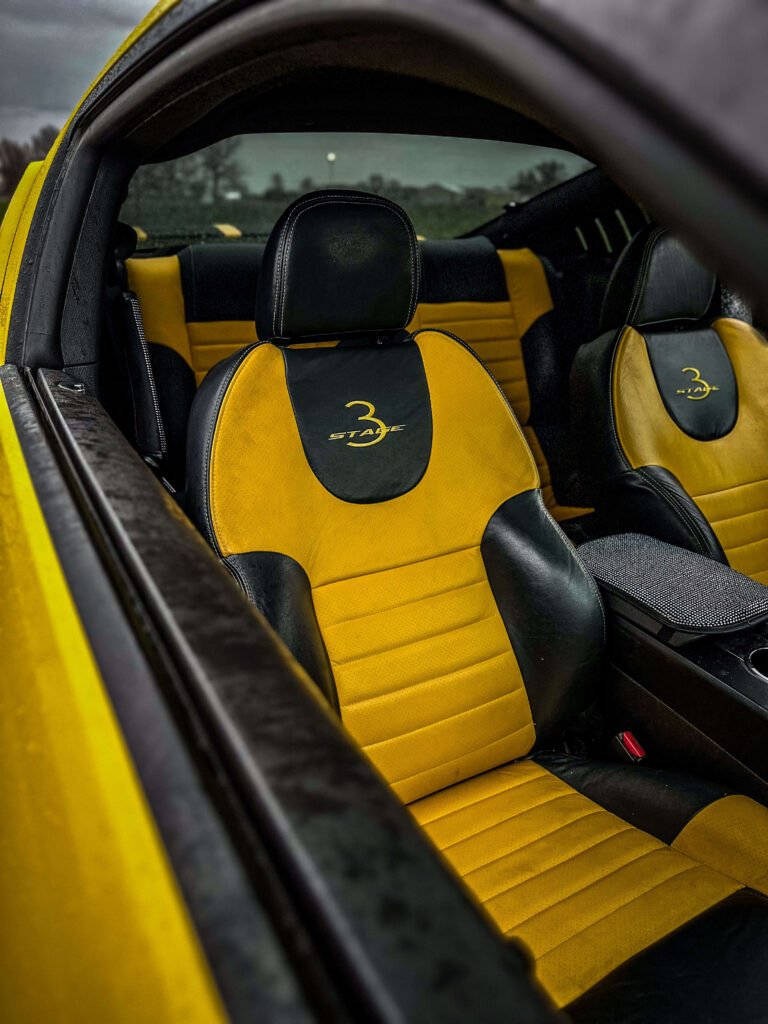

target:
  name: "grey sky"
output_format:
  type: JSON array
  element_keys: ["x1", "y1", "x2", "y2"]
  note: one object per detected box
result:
[
  {"x1": 0, "y1": 0, "x2": 590, "y2": 189},
  {"x1": 236, "y1": 133, "x2": 590, "y2": 191},
  {"x1": 0, "y1": 0, "x2": 156, "y2": 141}
]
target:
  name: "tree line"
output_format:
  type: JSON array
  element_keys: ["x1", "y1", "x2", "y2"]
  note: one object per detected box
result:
[
  {"x1": 128, "y1": 136, "x2": 570, "y2": 206},
  {"x1": 0, "y1": 125, "x2": 59, "y2": 196}
]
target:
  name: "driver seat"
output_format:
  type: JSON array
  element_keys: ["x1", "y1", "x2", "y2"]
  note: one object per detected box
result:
[{"x1": 185, "y1": 191, "x2": 768, "y2": 1019}]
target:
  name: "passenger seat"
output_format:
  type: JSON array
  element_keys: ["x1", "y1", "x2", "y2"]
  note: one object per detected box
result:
[
  {"x1": 571, "y1": 226, "x2": 768, "y2": 581},
  {"x1": 183, "y1": 189, "x2": 768, "y2": 1018}
]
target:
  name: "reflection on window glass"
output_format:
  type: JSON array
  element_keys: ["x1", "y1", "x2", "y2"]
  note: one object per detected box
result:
[{"x1": 121, "y1": 132, "x2": 592, "y2": 248}]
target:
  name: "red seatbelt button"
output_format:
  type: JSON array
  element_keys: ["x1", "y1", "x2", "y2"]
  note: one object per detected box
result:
[{"x1": 612, "y1": 731, "x2": 646, "y2": 763}]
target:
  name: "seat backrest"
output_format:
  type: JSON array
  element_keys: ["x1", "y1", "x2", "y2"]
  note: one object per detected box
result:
[
  {"x1": 572, "y1": 226, "x2": 768, "y2": 581},
  {"x1": 184, "y1": 190, "x2": 604, "y2": 805},
  {"x1": 126, "y1": 243, "x2": 264, "y2": 386},
  {"x1": 127, "y1": 236, "x2": 590, "y2": 521}
]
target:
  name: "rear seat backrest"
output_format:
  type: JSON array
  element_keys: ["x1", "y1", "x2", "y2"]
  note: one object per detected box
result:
[
  {"x1": 127, "y1": 244, "x2": 263, "y2": 385},
  {"x1": 127, "y1": 239, "x2": 590, "y2": 521},
  {"x1": 410, "y1": 239, "x2": 590, "y2": 522}
]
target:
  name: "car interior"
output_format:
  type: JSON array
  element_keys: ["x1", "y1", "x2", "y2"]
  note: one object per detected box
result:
[{"x1": 23, "y1": 20, "x2": 768, "y2": 1020}]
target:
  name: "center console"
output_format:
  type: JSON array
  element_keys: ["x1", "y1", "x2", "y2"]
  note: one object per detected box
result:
[{"x1": 579, "y1": 533, "x2": 768, "y2": 803}]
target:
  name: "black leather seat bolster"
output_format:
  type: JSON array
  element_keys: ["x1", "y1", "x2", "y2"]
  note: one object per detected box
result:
[
  {"x1": 534, "y1": 751, "x2": 731, "y2": 844},
  {"x1": 523, "y1": 256, "x2": 589, "y2": 508},
  {"x1": 567, "y1": 889, "x2": 768, "y2": 1023},
  {"x1": 570, "y1": 325, "x2": 632, "y2": 492},
  {"x1": 481, "y1": 489, "x2": 605, "y2": 743},
  {"x1": 147, "y1": 342, "x2": 196, "y2": 487},
  {"x1": 184, "y1": 343, "x2": 262, "y2": 548},
  {"x1": 570, "y1": 328, "x2": 727, "y2": 562},
  {"x1": 604, "y1": 464, "x2": 727, "y2": 562},
  {"x1": 225, "y1": 551, "x2": 337, "y2": 709}
]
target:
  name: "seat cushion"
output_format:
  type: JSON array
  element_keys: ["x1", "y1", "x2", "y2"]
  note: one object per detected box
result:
[{"x1": 410, "y1": 758, "x2": 763, "y2": 1007}]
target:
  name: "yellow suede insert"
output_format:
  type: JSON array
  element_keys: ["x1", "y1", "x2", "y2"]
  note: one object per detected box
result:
[
  {"x1": 411, "y1": 761, "x2": 741, "y2": 1007},
  {"x1": 209, "y1": 332, "x2": 539, "y2": 801},
  {"x1": 126, "y1": 258, "x2": 259, "y2": 384},
  {"x1": 673, "y1": 794, "x2": 768, "y2": 895},
  {"x1": 613, "y1": 320, "x2": 768, "y2": 581}
]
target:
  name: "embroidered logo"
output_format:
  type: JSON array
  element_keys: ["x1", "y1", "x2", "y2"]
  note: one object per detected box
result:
[
  {"x1": 676, "y1": 367, "x2": 720, "y2": 401},
  {"x1": 328, "y1": 400, "x2": 405, "y2": 447}
]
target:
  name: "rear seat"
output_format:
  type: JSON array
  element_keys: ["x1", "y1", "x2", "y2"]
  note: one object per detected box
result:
[
  {"x1": 127, "y1": 244, "x2": 262, "y2": 386},
  {"x1": 126, "y1": 238, "x2": 591, "y2": 522}
]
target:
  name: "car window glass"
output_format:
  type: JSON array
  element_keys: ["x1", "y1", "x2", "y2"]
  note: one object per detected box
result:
[{"x1": 121, "y1": 131, "x2": 592, "y2": 248}]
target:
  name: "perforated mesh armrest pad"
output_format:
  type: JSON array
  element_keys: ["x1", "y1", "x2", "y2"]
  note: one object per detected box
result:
[{"x1": 578, "y1": 533, "x2": 768, "y2": 633}]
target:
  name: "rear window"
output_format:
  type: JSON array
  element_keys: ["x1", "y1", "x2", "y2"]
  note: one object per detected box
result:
[{"x1": 121, "y1": 132, "x2": 592, "y2": 249}]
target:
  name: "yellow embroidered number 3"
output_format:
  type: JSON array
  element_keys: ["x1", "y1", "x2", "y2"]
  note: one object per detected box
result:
[{"x1": 345, "y1": 400, "x2": 388, "y2": 447}]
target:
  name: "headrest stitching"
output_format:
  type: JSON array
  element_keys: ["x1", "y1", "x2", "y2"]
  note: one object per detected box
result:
[
  {"x1": 269, "y1": 193, "x2": 419, "y2": 340},
  {"x1": 626, "y1": 226, "x2": 665, "y2": 325}
]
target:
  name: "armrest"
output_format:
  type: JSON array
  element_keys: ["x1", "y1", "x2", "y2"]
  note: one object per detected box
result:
[{"x1": 578, "y1": 532, "x2": 768, "y2": 645}]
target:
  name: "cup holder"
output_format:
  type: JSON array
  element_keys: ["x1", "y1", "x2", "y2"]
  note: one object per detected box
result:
[{"x1": 748, "y1": 647, "x2": 768, "y2": 680}]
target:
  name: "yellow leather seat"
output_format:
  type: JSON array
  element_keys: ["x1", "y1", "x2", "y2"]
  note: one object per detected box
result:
[
  {"x1": 184, "y1": 192, "x2": 768, "y2": 1018},
  {"x1": 572, "y1": 226, "x2": 768, "y2": 581}
]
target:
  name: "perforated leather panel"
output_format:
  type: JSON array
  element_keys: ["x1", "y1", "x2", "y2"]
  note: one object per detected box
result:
[{"x1": 313, "y1": 545, "x2": 534, "y2": 802}]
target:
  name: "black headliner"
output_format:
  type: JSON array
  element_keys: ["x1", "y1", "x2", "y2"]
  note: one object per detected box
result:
[{"x1": 151, "y1": 69, "x2": 579, "y2": 163}]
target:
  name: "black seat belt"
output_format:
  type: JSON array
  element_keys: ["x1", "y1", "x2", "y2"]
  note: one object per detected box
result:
[{"x1": 107, "y1": 223, "x2": 168, "y2": 470}]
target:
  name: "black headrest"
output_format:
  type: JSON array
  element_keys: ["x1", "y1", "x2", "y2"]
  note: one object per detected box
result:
[
  {"x1": 600, "y1": 226, "x2": 717, "y2": 332},
  {"x1": 255, "y1": 190, "x2": 421, "y2": 343}
]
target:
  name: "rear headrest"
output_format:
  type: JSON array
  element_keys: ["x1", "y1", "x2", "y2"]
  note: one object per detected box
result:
[
  {"x1": 600, "y1": 226, "x2": 716, "y2": 332},
  {"x1": 255, "y1": 189, "x2": 421, "y2": 343}
]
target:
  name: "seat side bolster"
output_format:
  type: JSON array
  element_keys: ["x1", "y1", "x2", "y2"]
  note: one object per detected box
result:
[
  {"x1": 570, "y1": 326, "x2": 630, "y2": 502},
  {"x1": 521, "y1": 256, "x2": 592, "y2": 513},
  {"x1": 605, "y1": 464, "x2": 727, "y2": 562},
  {"x1": 535, "y1": 751, "x2": 731, "y2": 844},
  {"x1": 224, "y1": 551, "x2": 337, "y2": 709},
  {"x1": 481, "y1": 489, "x2": 604, "y2": 744},
  {"x1": 184, "y1": 343, "x2": 265, "y2": 549},
  {"x1": 567, "y1": 890, "x2": 768, "y2": 1024},
  {"x1": 673, "y1": 794, "x2": 768, "y2": 895}
]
